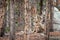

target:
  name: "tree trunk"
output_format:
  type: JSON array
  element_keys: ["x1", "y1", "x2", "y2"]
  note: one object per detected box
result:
[
  {"x1": 6, "y1": 0, "x2": 10, "y2": 28},
  {"x1": 10, "y1": 0, "x2": 15, "y2": 40},
  {"x1": 45, "y1": 0, "x2": 53, "y2": 40},
  {"x1": 0, "y1": 0, "x2": 6, "y2": 37}
]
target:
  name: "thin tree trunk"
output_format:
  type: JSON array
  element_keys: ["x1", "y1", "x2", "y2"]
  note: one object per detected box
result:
[
  {"x1": 49, "y1": 0, "x2": 53, "y2": 32},
  {"x1": 10, "y1": 0, "x2": 15, "y2": 40},
  {"x1": 6, "y1": 0, "x2": 10, "y2": 28},
  {"x1": 45, "y1": 0, "x2": 50, "y2": 40},
  {"x1": 45, "y1": 0, "x2": 53, "y2": 40},
  {"x1": 24, "y1": 0, "x2": 29, "y2": 40},
  {"x1": 24, "y1": 0, "x2": 32, "y2": 40},
  {"x1": 0, "y1": 0, "x2": 6, "y2": 37}
]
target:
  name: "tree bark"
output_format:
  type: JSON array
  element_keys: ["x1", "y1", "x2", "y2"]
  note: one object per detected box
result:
[
  {"x1": 0, "y1": 0, "x2": 6, "y2": 37},
  {"x1": 10, "y1": 0, "x2": 15, "y2": 40},
  {"x1": 6, "y1": 0, "x2": 10, "y2": 28},
  {"x1": 45, "y1": 0, "x2": 53, "y2": 40}
]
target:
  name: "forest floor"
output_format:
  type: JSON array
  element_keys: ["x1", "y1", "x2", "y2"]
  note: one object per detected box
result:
[{"x1": 0, "y1": 33, "x2": 45, "y2": 40}]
